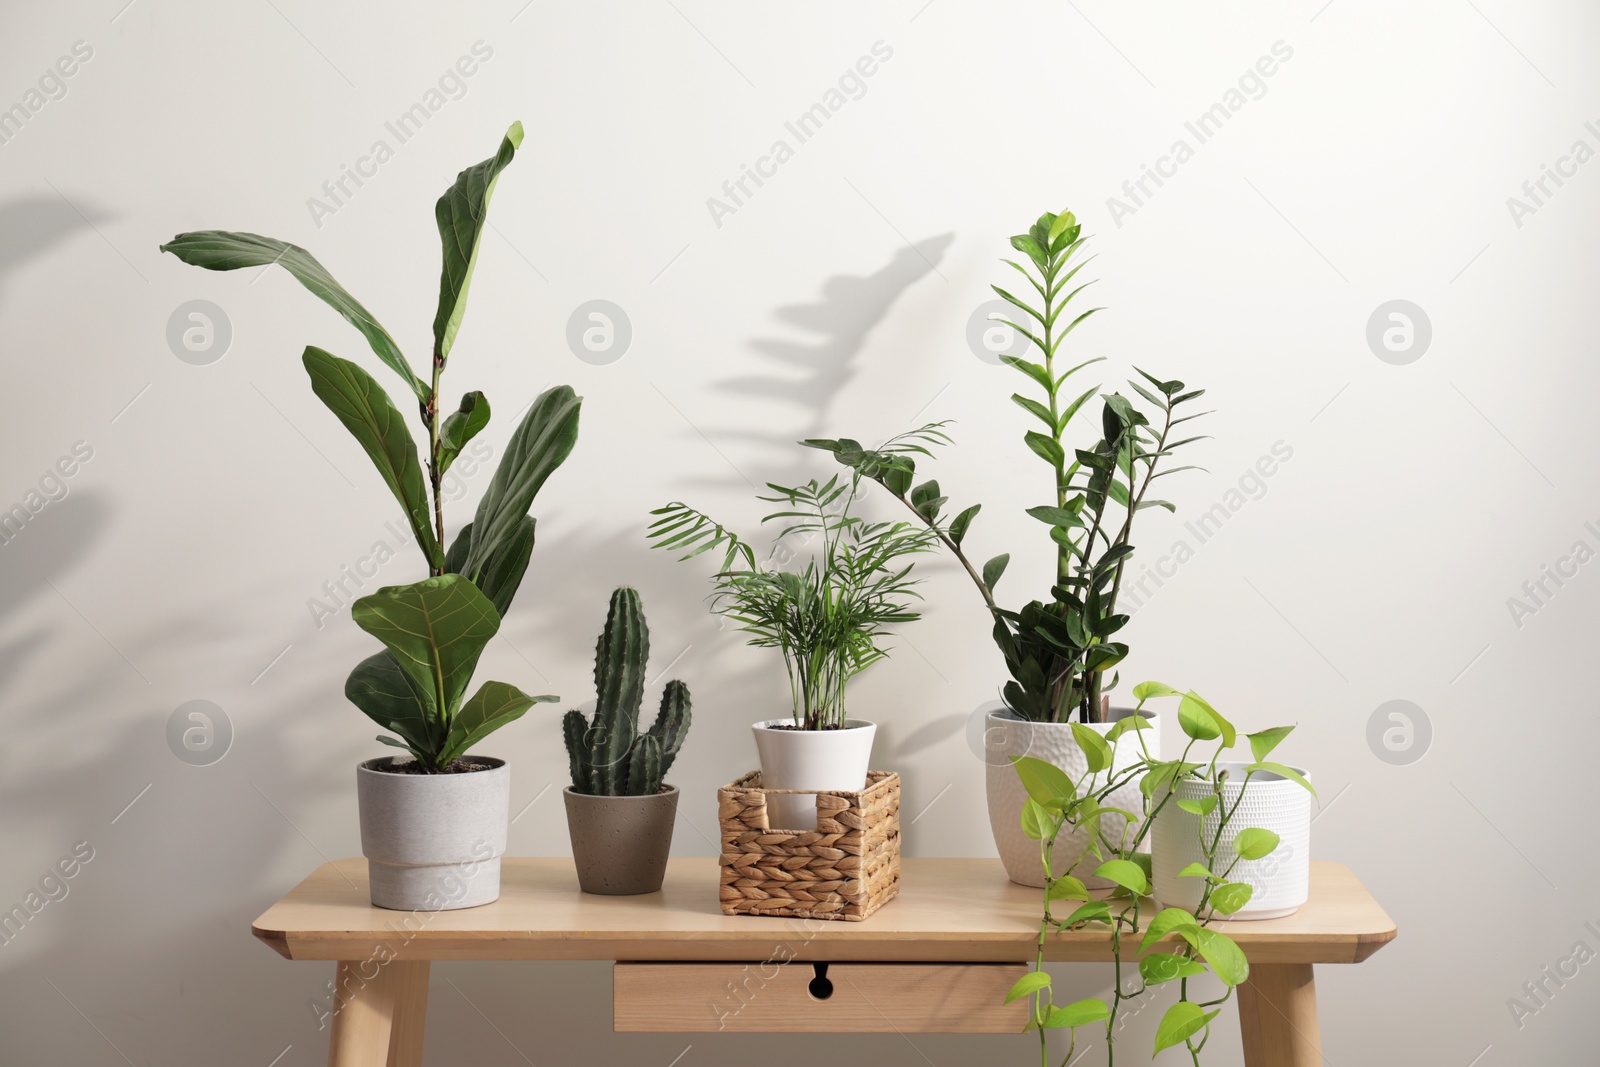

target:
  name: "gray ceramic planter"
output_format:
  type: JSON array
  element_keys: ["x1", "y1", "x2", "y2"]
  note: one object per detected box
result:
[
  {"x1": 356, "y1": 756, "x2": 509, "y2": 911},
  {"x1": 563, "y1": 786, "x2": 678, "y2": 895}
]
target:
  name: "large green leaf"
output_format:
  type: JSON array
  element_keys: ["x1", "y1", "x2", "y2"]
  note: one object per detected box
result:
[
  {"x1": 1154, "y1": 1002, "x2": 1218, "y2": 1054},
  {"x1": 444, "y1": 516, "x2": 537, "y2": 618},
  {"x1": 432, "y1": 122, "x2": 524, "y2": 363},
  {"x1": 464, "y1": 385, "x2": 582, "y2": 575},
  {"x1": 302, "y1": 347, "x2": 443, "y2": 570},
  {"x1": 350, "y1": 575, "x2": 501, "y2": 739},
  {"x1": 346, "y1": 650, "x2": 434, "y2": 757},
  {"x1": 438, "y1": 679, "x2": 556, "y2": 765},
  {"x1": 159, "y1": 231, "x2": 423, "y2": 400}
]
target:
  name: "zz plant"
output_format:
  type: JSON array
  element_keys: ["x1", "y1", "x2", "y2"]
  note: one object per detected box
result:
[
  {"x1": 160, "y1": 122, "x2": 581, "y2": 771},
  {"x1": 647, "y1": 472, "x2": 935, "y2": 729},
  {"x1": 807, "y1": 210, "x2": 1208, "y2": 724},
  {"x1": 1007, "y1": 684, "x2": 1315, "y2": 1064},
  {"x1": 565, "y1": 587, "x2": 692, "y2": 796}
]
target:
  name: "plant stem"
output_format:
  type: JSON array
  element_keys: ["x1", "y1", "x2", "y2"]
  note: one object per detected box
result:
[{"x1": 426, "y1": 356, "x2": 445, "y2": 576}]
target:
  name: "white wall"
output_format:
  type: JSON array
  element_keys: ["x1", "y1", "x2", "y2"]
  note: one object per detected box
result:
[{"x1": 2, "y1": 1, "x2": 1596, "y2": 1064}]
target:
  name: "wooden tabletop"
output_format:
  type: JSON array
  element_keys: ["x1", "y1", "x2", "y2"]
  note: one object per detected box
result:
[
  {"x1": 253, "y1": 858, "x2": 1395, "y2": 965},
  {"x1": 249, "y1": 857, "x2": 1388, "y2": 966}
]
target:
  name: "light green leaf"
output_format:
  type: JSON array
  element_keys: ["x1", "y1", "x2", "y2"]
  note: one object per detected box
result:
[
  {"x1": 1012, "y1": 755, "x2": 1077, "y2": 810},
  {"x1": 1047, "y1": 875, "x2": 1090, "y2": 901},
  {"x1": 1063, "y1": 901, "x2": 1112, "y2": 926},
  {"x1": 350, "y1": 575, "x2": 501, "y2": 738},
  {"x1": 432, "y1": 122, "x2": 523, "y2": 363},
  {"x1": 1154, "y1": 1002, "x2": 1219, "y2": 1054},
  {"x1": 1247, "y1": 725, "x2": 1295, "y2": 763},
  {"x1": 1195, "y1": 927, "x2": 1249, "y2": 986},
  {"x1": 1132, "y1": 680, "x2": 1180, "y2": 701},
  {"x1": 1104, "y1": 714, "x2": 1152, "y2": 744},
  {"x1": 464, "y1": 385, "x2": 582, "y2": 575},
  {"x1": 1233, "y1": 828, "x2": 1280, "y2": 861},
  {"x1": 302, "y1": 346, "x2": 443, "y2": 569},
  {"x1": 1004, "y1": 970, "x2": 1051, "y2": 1004},
  {"x1": 1248, "y1": 761, "x2": 1317, "y2": 798},
  {"x1": 1209, "y1": 882, "x2": 1254, "y2": 915},
  {"x1": 1071, "y1": 723, "x2": 1113, "y2": 774},
  {"x1": 1093, "y1": 859, "x2": 1150, "y2": 896},
  {"x1": 1139, "y1": 953, "x2": 1207, "y2": 985},
  {"x1": 1176, "y1": 691, "x2": 1221, "y2": 741},
  {"x1": 1176, "y1": 794, "x2": 1219, "y2": 816},
  {"x1": 1020, "y1": 797, "x2": 1050, "y2": 840},
  {"x1": 1176, "y1": 862, "x2": 1214, "y2": 881},
  {"x1": 160, "y1": 231, "x2": 423, "y2": 400},
  {"x1": 1043, "y1": 998, "x2": 1110, "y2": 1029},
  {"x1": 1141, "y1": 907, "x2": 1199, "y2": 953}
]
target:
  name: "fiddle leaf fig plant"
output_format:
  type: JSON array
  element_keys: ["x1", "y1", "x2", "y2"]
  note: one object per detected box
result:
[
  {"x1": 160, "y1": 122, "x2": 578, "y2": 771},
  {"x1": 806, "y1": 210, "x2": 1209, "y2": 724}
]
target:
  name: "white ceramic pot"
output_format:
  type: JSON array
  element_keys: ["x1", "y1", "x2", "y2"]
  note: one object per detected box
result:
[
  {"x1": 984, "y1": 708, "x2": 1159, "y2": 889},
  {"x1": 1151, "y1": 761, "x2": 1311, "y2": 920},
  {"x1": 356, "y1": 756, "x2": 509, "y2": 911},
  {"x1": 751, "y1": 718, "x2": 876, "y2": 831}
]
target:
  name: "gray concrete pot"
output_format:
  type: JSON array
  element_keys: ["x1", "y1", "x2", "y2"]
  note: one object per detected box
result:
[
  {"x1": 356, "y1": 756, "x2": 509, "y2": 911},
  {"x1": 563, "y1": 786, "x2": 678, "y2": 895}
]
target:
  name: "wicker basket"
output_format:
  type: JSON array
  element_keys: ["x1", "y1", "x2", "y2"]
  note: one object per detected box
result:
[{"x1": 717, "y1": 770, "x2": 901, "y2": 921}]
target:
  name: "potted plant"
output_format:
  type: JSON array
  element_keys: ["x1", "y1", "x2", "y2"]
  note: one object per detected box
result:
[
  {"x1": 562, "y1": 587, "x2": 693, "y2": 895},
  {"x1": 1005, "y1": 682, "x2": 1314, "y2": 1063},
  {"x1": 804, "y1": 209, "x2": 1208, "y2": 885},
  {"x1": 648, "y1": 472, "x2": 935, "y2": 830},
  {"x1": 160, "y1": 122, "x2": 583, "y2": 911}
]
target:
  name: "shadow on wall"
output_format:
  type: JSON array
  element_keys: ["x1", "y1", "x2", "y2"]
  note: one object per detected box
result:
[
  {"x1": 714, "y1": 234, "x2": 955, "y2": 485},
  {"x1": 0, "y1": 194, "x2": 109, "y2": 308}
]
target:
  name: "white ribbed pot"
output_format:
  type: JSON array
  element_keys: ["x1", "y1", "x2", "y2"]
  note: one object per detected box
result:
[
  {"x1": 356, "y1": 756, "x2": 509, "y2": 911},
  {"x1": 1151, "y1": 762, "x2": 1311, "y2": 920},
  {"x1": 984, "y1": 708, "x2": 1159, "y2": 889},
  {"x1": 751, "y1": 719, "x2": 876, "y2": 831}
]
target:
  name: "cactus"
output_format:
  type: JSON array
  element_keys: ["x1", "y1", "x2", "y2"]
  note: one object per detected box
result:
[{"x1": 563, "y1": 587, "x2": 693, "y2": 796}]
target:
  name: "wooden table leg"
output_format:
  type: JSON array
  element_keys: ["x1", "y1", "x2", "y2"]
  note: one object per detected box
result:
[
  {"x1": 326, "y1": 959, "x2": 430, "y2": 1067},
  {"x1": 1237, "y1": 963, "x2": 1321, "y2": 1066}
]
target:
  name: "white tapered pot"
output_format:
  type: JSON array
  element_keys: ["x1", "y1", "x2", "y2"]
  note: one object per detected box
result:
[
  {"x1": 356, "y1": 756, "x2": 509, "y2": 911},
  {"x1": 984, "y1": 708, "x2": 1159, "y2": 889},
  {"x1": 751, "y1": 719, "x2": 876, "y2": 831},
  {"x1": 1151, "y1": 762, "x2": 1311, "y2": 920}
]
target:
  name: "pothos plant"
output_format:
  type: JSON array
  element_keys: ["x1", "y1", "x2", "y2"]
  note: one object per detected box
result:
[
  {"x1": 1006, "y1": 684, "x2": 1315, "y2": 1065},
  {"x1": 160, "y1": 122, "x2": 582, "y2": 771},
  {"x1": 806, "y1": 210, "x2": 1208, "y2": 725}
]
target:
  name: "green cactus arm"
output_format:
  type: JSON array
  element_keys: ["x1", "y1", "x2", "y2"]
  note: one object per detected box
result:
[
  {"x1": 562, "y1": 709, "x2": 591, "y2": 794},
  {"x1": 627, "y1": 734, "x2": 663, "y2": 796},
  {"x1": 648, "y1": 680, "x2": 692, "y2": 783}
]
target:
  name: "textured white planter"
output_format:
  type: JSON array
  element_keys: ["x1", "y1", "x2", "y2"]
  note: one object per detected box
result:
[
  {"x1": 984, "y1": 708, "x2": 1159, "y2": 889},
  {"x1": 1151, "y1": 762, "x2": 1311, "y2": 920},
  {"x1": 356, "y1": 756, "x2": 509, "y2": 911},
  {"x1": 751, "y1": 719, "x2": 876, "y2": 831}
]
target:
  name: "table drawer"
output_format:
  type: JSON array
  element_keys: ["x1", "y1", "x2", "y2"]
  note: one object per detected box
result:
[{"x1": 614, "y1": 960, "x2": 1030, "y2": 1033}]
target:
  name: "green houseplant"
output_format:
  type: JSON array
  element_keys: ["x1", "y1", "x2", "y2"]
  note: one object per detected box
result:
[
  {"x1": 160, "y1": 122, "x2": 582, "y2": 910},
  {"x1": 647, "y1": 472, "x2": 934, "y2": 829},
  {"x1": 562, "y1": 586, "x2": 693, "y2": 895},
  {"x1": 1007, "y1": 684, "x2": 1314, "y2": 1065},
  {"x1": 804, "y1": 208, "x2": 1207, "y2": 884}
]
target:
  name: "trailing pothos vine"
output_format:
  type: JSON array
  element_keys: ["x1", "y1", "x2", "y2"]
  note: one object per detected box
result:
[{"x1": 1005, "y1": 683, "x2": 1315, "y2": 1064}]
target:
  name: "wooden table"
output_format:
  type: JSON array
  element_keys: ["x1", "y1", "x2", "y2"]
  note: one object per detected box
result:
[{"x1": 253, "y1": 857, "x2": 1395, "y2": 1066}]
